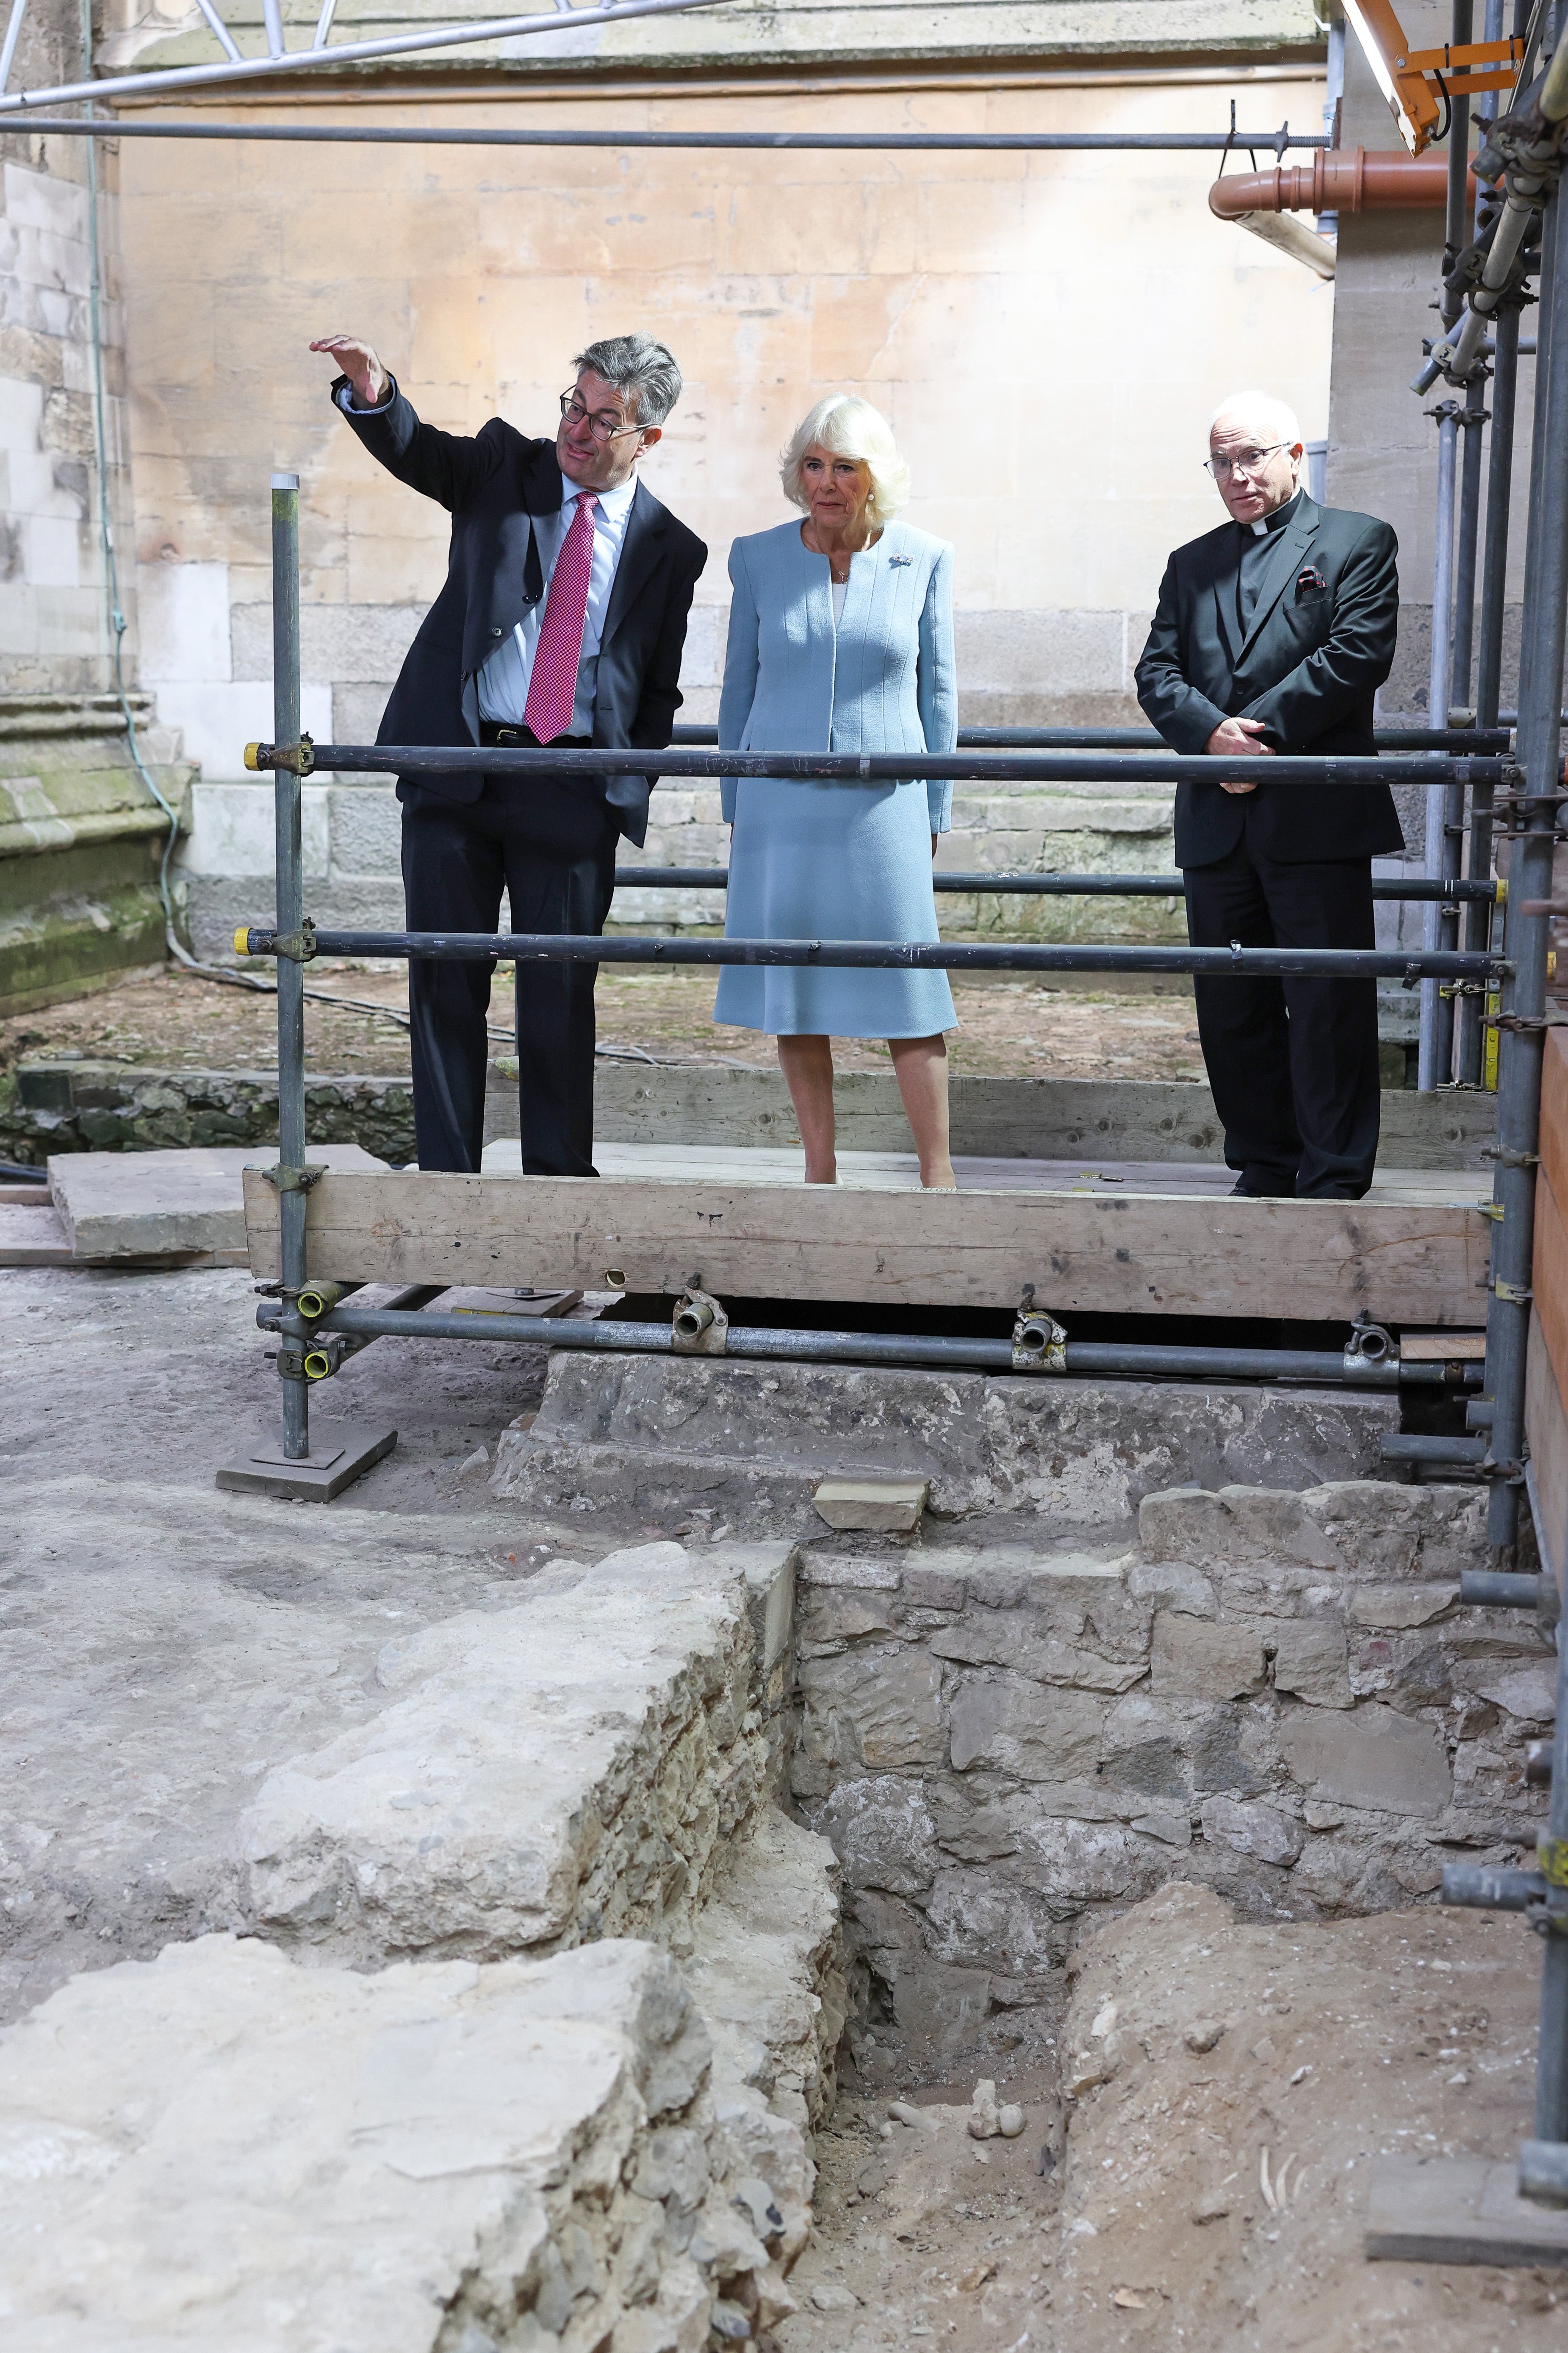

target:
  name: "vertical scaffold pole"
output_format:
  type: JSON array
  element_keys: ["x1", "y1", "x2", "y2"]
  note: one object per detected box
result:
[
  {"x1": 1460, "y1": 300, "x2": 1520, "y2": 1085},
  {"x1": 1435, "y1": 373, "x2": 1490, "y2": 1082},
  {"x1": 1486, "y1": 178, "x2": 1568, "y2": 1555},
  {"x1": 1419, "y1": 402, "x2": 1462, "y2": 1087},
  {"x1": 271, "y1": 471, "x2": 310, "y2": 1462},
  {"x1": 1532, "y1": 1590, "x2": 1568, "y2": 2160}
]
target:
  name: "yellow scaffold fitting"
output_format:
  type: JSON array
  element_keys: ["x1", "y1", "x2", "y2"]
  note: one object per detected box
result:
[
  {"x1": 234, "y1": 927, "x2": 252, "y2": 957},
  {"x1": 244, "y1": 741, "x2": 262, "y2": 771}
]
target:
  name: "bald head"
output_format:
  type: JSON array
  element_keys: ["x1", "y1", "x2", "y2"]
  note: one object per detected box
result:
[
  {"x1": 1210, "y1": 389, "x2": 1302, "y2": 446},
  {"x1": 1207, "y1": 390, "x2": 1305, "y2": 527}
]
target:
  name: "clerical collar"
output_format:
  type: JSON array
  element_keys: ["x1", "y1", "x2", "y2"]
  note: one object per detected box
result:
[{"x1": 1245, "y1": 487, "x2": 1304, "y2": 538}]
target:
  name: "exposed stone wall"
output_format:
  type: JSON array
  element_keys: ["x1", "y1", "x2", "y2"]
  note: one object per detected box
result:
[
  {"x1": 785, "y1": 1481, "x2": 1553, "y2": 2061},
  {"x1": 2, "y1": 1057, "x2": 416, "y2": 1165},
  {"x1": 495, "y1": 1355, "x2": 1399, "y2": 1545}
]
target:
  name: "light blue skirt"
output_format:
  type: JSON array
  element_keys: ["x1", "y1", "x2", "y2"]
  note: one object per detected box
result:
[{"x1": 714, "y1": 775, "x2": 957, "y2": 1039}]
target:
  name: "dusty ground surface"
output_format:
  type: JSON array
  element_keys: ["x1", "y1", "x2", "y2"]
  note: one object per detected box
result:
[
  {"x1": 1, "y1": 1267, "x2": 1556, "y2": 2346},
  {"x1": 0, "y1": 964, "x2": 1204, "y2": 1083},
  {"x1": 778, "y1": 1883, "x2": 1561, "y2": 2353}
]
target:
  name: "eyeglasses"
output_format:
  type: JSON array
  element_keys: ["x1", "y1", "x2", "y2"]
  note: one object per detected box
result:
[
  {"x1": 1204, "y1": 443, "x2": 1288, "y2": 480},
  {"x1": 559, "y1": 391, "x2": 645, "y2": 444}
]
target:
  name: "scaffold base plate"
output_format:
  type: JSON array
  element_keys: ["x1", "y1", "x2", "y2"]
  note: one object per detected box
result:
[
  {"x1": 1366, "y1": 2156, "x2": 1568, "y2": 2266},
  {"x1": 215, "y1": 1423, "x2": 397, "y2": 1502}
]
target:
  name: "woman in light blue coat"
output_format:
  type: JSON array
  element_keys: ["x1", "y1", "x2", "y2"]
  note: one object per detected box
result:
[{"x1": 715, "y1": 393, "x2": 957, "y2": 1187}]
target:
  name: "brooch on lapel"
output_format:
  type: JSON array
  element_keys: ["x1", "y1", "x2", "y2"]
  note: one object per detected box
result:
[
  {"x1": 887, "y1": 553, "x2": 913, "y2": 568},
  {"x1": 1297, "y1": 564, "x2": 1328, "y2": 591}
]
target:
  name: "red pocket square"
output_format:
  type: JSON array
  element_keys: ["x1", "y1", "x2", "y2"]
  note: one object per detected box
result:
[{"x1": 1297, "y1": 565, "x2": 1328, "y2": 591}]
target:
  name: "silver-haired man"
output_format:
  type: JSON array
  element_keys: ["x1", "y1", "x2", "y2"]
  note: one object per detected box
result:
[
  {"x1": 1135, "y1": 390, "x2": 1402, "y2": 1200},
  {"x1": 312, "y1": 329, "x2": 707, "y2": 1177}
]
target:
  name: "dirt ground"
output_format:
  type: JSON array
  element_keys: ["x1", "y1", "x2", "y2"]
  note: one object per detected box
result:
[
  {"x1": 779, "y1": 1883, "x2": 1561, "y2": 2353},
  {"x1": 0, "y1": 963, "x2": 1205, "y2": 1084}
]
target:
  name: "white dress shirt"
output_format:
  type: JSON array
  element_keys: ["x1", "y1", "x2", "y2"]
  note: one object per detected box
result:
[{"x1": 338, "y1": 375, "x2": 638, "y2": 738}]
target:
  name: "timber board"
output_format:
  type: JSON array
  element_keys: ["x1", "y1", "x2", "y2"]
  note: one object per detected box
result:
[
  {"x1": 1531, "y1": 1150, "x2": 1568, "y2": 1418},
  {"x1": 243, "y1": 1165, "x2": 1490, "y2": 1324},
  {"x1": 1539, "y1": 1029, "x2": 1568, "y2": 1207},
  {"x1": 1525, "y1": 1305, "x2": 1568, "y2": 1598}
]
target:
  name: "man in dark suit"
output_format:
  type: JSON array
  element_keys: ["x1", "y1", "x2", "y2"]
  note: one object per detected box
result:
[
  {"x1": 1135, "y1": 391, "x2": 1402, "y2": 1200},
  {"x1": 310, "y1": 329, "x2": 707, "y2": 1176}
]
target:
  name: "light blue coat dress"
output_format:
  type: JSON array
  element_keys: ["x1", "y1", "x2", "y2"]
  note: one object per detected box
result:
[{"x1": 713, "y1": 519, "x2": 958, "y2": 1039}]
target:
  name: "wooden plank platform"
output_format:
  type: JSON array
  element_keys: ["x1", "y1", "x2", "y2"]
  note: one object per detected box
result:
[
  {"x1": 491, "y1": 1064, "x2": 1499, "y2": 1169},
  {"x1": 243, "y1": 1151, "x2": 1491, "y2": 1324}
]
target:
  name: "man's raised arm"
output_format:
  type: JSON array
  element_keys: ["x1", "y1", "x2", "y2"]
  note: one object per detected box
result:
[{"x1": 310, "y1": 333, "x2": 502, "y2": 513}]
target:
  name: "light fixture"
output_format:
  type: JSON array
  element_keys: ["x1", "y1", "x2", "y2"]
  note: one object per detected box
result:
[{"x1": 1342, "y1": 0, "x2": 1443, "y2": 152}]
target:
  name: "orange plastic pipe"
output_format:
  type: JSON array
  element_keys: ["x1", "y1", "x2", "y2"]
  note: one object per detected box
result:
[{"x1": 1208, "y1": 147, "x2": 1477, "y2": 218}]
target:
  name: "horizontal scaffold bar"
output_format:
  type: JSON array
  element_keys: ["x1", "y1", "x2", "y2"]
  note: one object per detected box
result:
[
  {"x1": 16, "y1": 118, "x2": 1332, "y2": 153},
  {"x1": 255, "y1": 1301, "x2": 1471, "y2": 1390},
  {"x1": 670, "y1": 724, "x2": 1515, "y2": 753},
  {"x1": 236, "y1": 927, "x2": 1504, "y2": 980},
  {"x1": 615, "y1": 866, "x2": 1500, "y2": 902},
  {"x1": 249, "y1": 741, "x2": 1512, "y2": 788}
]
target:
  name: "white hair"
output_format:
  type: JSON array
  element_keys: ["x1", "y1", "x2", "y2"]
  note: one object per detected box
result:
[
  {"x1": 1209, "y1": 389, "x2": 1303, "y2": 447},
  {"x1": 779, "y1": 394, "x2": 911, "y2": 528}
]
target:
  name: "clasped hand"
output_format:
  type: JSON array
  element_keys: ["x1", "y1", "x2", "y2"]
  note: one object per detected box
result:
[{"x1": 1204, "y1": 713, "x2": 1272, "y2": 793}]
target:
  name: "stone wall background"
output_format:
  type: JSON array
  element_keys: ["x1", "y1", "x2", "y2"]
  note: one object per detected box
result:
[{"x1": 0, "y1": 0, "x2": 133, "y2": 696}]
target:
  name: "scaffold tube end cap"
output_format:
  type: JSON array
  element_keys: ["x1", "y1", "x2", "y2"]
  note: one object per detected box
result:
[
  {"x1": 233, "y1": 927, "x2": 251, "y2": 957},
  {"x1": 243, "y1": 741, "x2": 261, "y2": 771},
  {"x1": 270, "y1": 472, "x2": 300, "y2": 492}
]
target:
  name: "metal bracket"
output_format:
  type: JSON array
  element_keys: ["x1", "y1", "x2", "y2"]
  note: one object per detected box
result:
[
  {"x1": 271, "y1": 1343, "x2": 308, "y2": 1383},
  {"x1": 1488, "y1": 1010, "x2": 1568, "y2": 1031},
  {"x1": 1012, "y1": 1301, "x2": 1068, "y2": 1374},
  {"x1": 672, "y1": 1285, "x2": 729, "y2": 1355},
  {"x1": 267, "y1": 917, "x2": 319, "y2": 964},
  {"x1": 1482, "y1": 1143, "x2": 1539, "y2": 1167},
  {"x1": 1540, "y1": 1835, "x2": 1568, "y2": 1890},
  {"x1": 244, "y1": 733, "x2": 316, "y2": 778},
  {"x1": 261, "y1": 1162, "x2": 327, "y2": 1195},
  {"x1": 1492, "y1": 1279, "x2": 1534, "y2": 1303},
  {"x1": 1344, "y1": 1316, "x2": 1396, "y2": 1375},
  {"x1": 1481, "y1": 1202, "x2": 1505, "y2": 1221}
]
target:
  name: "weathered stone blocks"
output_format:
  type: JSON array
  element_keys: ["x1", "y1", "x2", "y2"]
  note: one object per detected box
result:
[
  {"x1": 791, "y1": 1479, "x2": 1552, "y2": 2044},
  {"x1": 0, "y1": 1934, "x2": 732, "y2": 2351},
  {"x1": 237, "y1": 1541, "x2": 776, "y2": 1964}
]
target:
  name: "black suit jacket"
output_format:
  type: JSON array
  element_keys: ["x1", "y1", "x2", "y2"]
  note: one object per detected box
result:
[
  {"x1": 1134, "y1": 492, "x2": 1405, "y2": 867},
  {"x1": 332, "y1": 377, "x2": 708, "y2": 846}
]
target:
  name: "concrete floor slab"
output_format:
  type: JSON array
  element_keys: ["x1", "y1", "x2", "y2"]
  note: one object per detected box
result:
[{"x1": 50, "y1": 1142, "x2": 385, "y2": 1261}]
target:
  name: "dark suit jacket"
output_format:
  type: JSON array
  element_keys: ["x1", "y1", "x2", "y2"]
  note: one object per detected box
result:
[
  {"x1": 332, "y1": 377, "x2": 708, "y2": 846},
  {"x1": 1134, "y1": 491, "x2": 1405, "y2": 867}
]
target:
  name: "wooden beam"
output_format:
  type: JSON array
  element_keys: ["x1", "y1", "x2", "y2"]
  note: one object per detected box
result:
[{"x1": 244, "y1": 1167, "x2": 1490, "y2": 1324}]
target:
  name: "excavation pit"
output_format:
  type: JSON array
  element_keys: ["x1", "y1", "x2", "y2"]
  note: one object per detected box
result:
[{"x1": 0, "y1": 1261, "x2": 1560, "y2": 2347}]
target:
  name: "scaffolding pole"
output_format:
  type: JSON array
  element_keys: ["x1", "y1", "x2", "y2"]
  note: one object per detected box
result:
[{"x1": 1460, "y1": 298, "x2": 1521, "y2": 1083}]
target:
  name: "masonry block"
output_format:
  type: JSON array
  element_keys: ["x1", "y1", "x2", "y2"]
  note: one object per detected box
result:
[{"x1": 1150, "y1": 1614, "x2": 1266, "y2": 1701}]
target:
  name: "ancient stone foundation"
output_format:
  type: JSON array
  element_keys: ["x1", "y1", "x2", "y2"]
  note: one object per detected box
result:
[{"x1": 0, "y1": 1454, "x2": 1552, "y2": 2343}]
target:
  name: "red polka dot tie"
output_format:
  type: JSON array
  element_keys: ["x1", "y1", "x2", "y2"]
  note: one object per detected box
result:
[{"x1": 523, "y1": 491, "x2": 598, "y2": 746}]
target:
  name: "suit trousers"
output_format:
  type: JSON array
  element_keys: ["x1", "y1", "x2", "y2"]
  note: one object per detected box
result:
[
  {"x1": 1183, "y1": 824, "x2": 1381, "y2": 1199},
  {"x1": 400, "y1": 763, "x2": 618, "y2": 1175}
]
